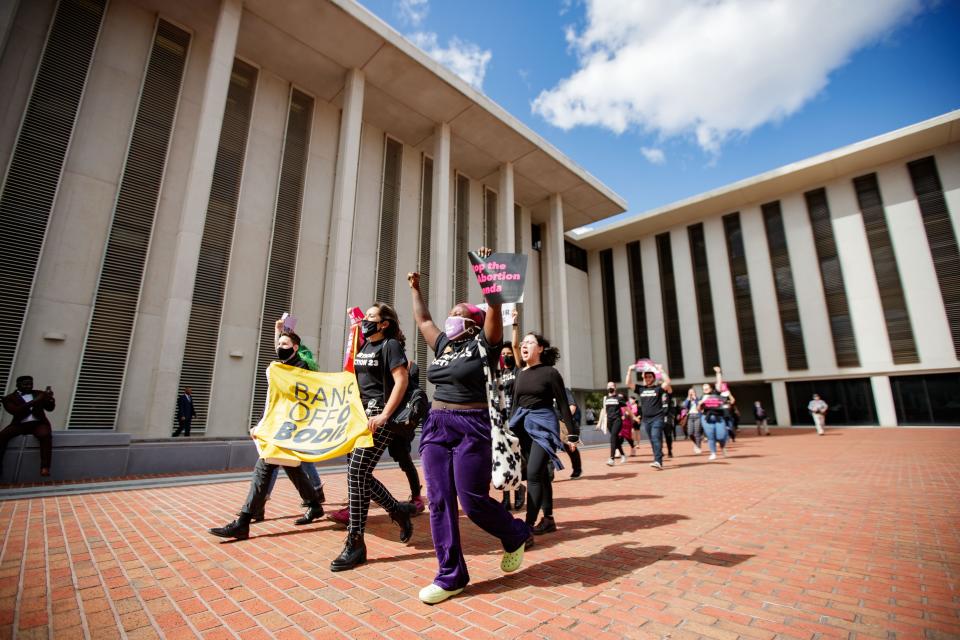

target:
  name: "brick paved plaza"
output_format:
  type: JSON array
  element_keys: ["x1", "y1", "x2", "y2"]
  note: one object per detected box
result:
[{"x1": 1, "y1": 428, "x2": 958, "y2": 639}]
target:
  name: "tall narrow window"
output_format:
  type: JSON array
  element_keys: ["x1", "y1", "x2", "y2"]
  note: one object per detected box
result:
[
  {"x1": 484, "y1": 187, "x2": 498, "y2": 249},
  {"x1": 564, "y1": 241, "x2": 588, "y2": 272},
  {"x1": 907, "y1": 156, "x2": 960, "y2": 359},
  {"x1": 656, "y1": 233, "x2": 684, "y2": 379},
  {"x1": 762, "y1": 201, "x2": 807, "y2": 370},
  {"x1": 687, "y1": 223, "x2": 720, "y2": 375},
  {"x1": 804, "y1": 188, "x2": 859, "y2": 367},
  {"x1": 599, "y1": 249, "x2": 620, "y2": 383},
  {"x1": 176, "y1": 59, "x2": 258, "y2": 432},
  {"x1": 514, "y1": 204, "x2": 522, "y2": 252},
  {"x1": 854, "y1": 172, "x2": 919, "y2": 364},
  {"x1": 415, "y1": 155, "x2": 433, "y2": 389},
  {"x1": 0, "y1": 0, "x2": 107, "y2": 394},
  {"x1": 248, "y1": 88, "x2": 313, "y2": 427},
  {"x1": 70, "y1": 20, "x2": 191, "y2": 427},
  {"x1": 374, "y1": 137, "x2": 403, "y2": 306},
  {"x1": 454, "y1": 174, "x2": 470, "y2": 303},
  {"x1": 722, "y1": 213, "x2": 762, "y2": 373},
  {"x1": 626, "y1": 241, "x2": 649, "y2": 359}
]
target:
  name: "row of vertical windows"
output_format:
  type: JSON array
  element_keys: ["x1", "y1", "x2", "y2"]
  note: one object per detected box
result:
[
  {"x1": 374, "y1": 137, "x2": 403, "y2": 306},
  {"x1": 599, "y1": 249, "x2": 619, "y2": 382},
  {"x1": 626, "y1": 241, "x2": 649, "y2": 360},
  {"x1": 853, "y1": 173, "x2": 919, "y2": 364},
  {"x1": 761, "y1": 201, "x2": 807, "y2": 371},
  {"x1": 70, "y1": 20, "x2": 192, "y2": 427},
  {"x1": 0, "y1": 0, "x2": 107, "y2": 394},
  {"x1": 656, "y1": 233, "x2": 684, "y2": 379},
  {"x1": 804, "y1": 188, "x2": 859, "y2": 368},
  {"x1": 453, "y1": 174, "x2": 470, "y2": 303},
  {"x1": 176, "y1": 59, "x2": 259, "y2": 431},
  {"x1": 687, "y1": 223, "x2": 719, "y2": 376},
  {"x1": 722, "y1": 213, "x2": 763, "y2": 373},
  {"x1": 248, "y1": 89, "x2": 314, "y2": 427},
  {"x1": 907, "y1": 156, "x2": 960, "y2": 359}
]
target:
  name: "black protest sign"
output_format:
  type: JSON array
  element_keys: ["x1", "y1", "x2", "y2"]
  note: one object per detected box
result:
[{"x1": 468, "y1": 252, "x2": 528, "y2": 305}]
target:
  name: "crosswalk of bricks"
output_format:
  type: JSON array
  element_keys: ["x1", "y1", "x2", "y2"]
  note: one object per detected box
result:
[{"x1": 1, "y1": 427, "x2": 958, "y2": 639}]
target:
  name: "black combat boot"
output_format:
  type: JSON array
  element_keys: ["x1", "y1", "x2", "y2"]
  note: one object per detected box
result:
[
  {"x1": 330, "y1": 532, "x2": 366, "y2": 572},
  {"x1": 390, "y1": 502, "x2": 416, "y2": 543},
  {"x1": 294, "y1": 502, "x2": 324, "y2": 525},
  {"x1": 209, "y1": 512, "x2": 252, "y2": 540}
]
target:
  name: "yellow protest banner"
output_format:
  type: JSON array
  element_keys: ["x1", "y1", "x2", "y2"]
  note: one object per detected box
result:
[{"x1": 252, "y1": 363, "x2": 372, "y2": 465}]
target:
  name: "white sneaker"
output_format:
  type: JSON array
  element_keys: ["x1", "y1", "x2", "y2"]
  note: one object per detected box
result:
[
  {"x1": 606, "y1": 458, "x2": 614, "y2": 467},
  {"x1": 693, "y1": 446, "x2": 701, "y2": 455},
  {"x1": 650, "y1": 461, "x2": 662, "y2": 470},
  {"x1": 721, "y1": 448, "x2": 727, "y2": 457},
  {"x1": 708, "y1": 453, "x2": 717, "y2": 461},
  {"x1": 419, "y1": 583, "x2": 464, "y2": 604},
  {"x1": 616, "y1": 455, "x2": 626, "y2": 465}
]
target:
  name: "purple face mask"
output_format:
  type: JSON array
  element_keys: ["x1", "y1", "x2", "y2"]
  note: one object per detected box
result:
[{"x1": 444, "y1": 316, "x2": 475, "y2": 341}]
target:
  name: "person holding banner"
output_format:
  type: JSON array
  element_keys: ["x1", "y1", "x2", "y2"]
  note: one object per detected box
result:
[
  {"x1": 625, "y1": 361, "x2": 673, "y2": 470},
  {"x1": 208, "y1": 327, "x2": 324, "y2": 540},
  {"x1": 408, "y1": 255, "x2": 532, "y2": 605},
  {"x1": 509, "y1": 332, "x2": 579, "y2": 536},
  {"x1": 499, "y1": 310, "x2": 526, "y2": 512},
  {"x1": 330, "y1": 303, "x2": 418, "y2": 572}
]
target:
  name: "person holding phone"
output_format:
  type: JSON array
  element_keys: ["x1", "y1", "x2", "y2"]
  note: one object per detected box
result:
[{"x1": 1, "y1": 376, "x2": 56, "y2": 477}]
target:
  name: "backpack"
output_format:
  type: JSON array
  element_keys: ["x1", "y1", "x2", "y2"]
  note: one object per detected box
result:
[{"x1": 384, "y1": 360, "x2": 430, "y2": 435}]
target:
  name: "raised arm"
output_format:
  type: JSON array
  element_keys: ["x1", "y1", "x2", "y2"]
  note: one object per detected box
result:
[
  {"x1": 714, "y1": 365, "x2": 723, "y2": 388},
  {"x1": 623, "y1": 362, "x2": 636, "y2": 390},
  {"x1": 407, "y1": 272, "x2": 441, "y2": 348},
  {"x1": 510, "y1": 308, "x2": 522, "y2": 364},
  {"x1": 474, "y1": 247, "x2": 503, "y2": 345},
  {"x1": 658, "y1": 363, "x2": 672, "y2": 394}
]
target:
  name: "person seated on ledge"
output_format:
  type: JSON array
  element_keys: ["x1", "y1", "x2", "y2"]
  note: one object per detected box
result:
[{"x1": 1, "y1": 376, "x2": 56, "y2": 477}]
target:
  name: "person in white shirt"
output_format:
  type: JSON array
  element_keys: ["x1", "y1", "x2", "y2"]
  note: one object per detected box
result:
[{"x1": 807, "y1": 394, "x2": 828, "y2": 435}]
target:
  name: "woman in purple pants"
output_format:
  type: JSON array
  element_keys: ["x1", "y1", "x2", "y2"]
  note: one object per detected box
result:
[{"x1": 407, "y1": 262, "x2": 532, "y2": 605}]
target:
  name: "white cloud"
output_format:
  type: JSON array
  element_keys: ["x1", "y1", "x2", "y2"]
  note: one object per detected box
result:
[
  {"x1": 396, "y1": 0, "x2": 429, "y2": 27},
  {"x1": 533, "y1": 0, "x2": 926, "y2": 153},
  {"x1": 409, "y1": 32, "x2": 492, "y2": 91},
  {"x1": 641, "y1": 146, "x2": 666, "y2": 165}
]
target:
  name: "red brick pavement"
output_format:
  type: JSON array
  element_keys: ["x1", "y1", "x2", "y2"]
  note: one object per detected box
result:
[{"x1": 1, "y1": 428, "x2": 958, "y2": 639}]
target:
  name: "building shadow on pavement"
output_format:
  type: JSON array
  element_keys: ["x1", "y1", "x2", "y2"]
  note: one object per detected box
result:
[
  {"x1": 550, "y1": 493, "x2": 662, "y2": 509},
  {"x1": 468, "y1": 542, "x2": 754, "y2": 593}
]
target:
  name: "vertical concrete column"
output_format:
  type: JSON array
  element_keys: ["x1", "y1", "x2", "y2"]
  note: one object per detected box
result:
[
  {"x1": 430, "y1": 123, "x2": 452, "y2": 318},
  {"x1": 318, "y1": 68, "x2": 365, "y2": 370},
  {"x1": 147, "y1": 0, "x2": 242, "y2": 435},
  {"x1": 498, "y1": 162, "x2": 515, "y2": 252},
  {"x1": 547, "y1": 194, "x2": 572, "y2": 381},
  {"x1": 870, "y1": 375, "x2": 898, "y2": 427},
  {"x1": 770, "y1": 380, "x2": 792, "y2": 427}
]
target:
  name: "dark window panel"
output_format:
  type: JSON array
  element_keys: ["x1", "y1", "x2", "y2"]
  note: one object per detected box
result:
[
  {"x1": 564, "y1": 241, "x2": 588, "y2": 272},
  {"x1": 853, "y1": 173, "x2": 919, "y2": 364},
  {"x1": 762, "y1": 201, "x2": 808, "y2": 370},
  {"x1": 721, "y1": 213, "x2": 762, "y2": 373},
  {"x1": 786, "y1": 378, "x2": 878, "y2": 426},
  {"x1": 687, "y1": 223, "x2": 720, "y2": 375},
  {"x1": 656, "y1": 233, "x2": 684, "y2": 379},
  {"x1": 599, "y1": 249, "x2": 620, "y2": 383},
  {"x1": 626, "y1": 241, "x2": 649, "y2": 358}
]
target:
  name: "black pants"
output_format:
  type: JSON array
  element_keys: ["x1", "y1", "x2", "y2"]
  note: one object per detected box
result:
[
  {"x1": 173, "y1": 419, "x2": 191, "y2": 437},
  {"x1": 525, "y1": 442, "x2": 553, "y2": 525},
  {"x1": 0, "y1": 422, "x2": 52, "y2": 470},
  {"x1": 663, "y1": 421, "x2": 674, "y2": 454},
  {"x1": 242, "y1": 458, "x2": 319, "y2": 516},
  {"x1": 347, "y1": 426, "x2": 401, "y2": 535},
  {"x1": 387, "y1": 431, "x2": 422, "y2": 497},
  {"x1": 608, "y1": 419, "x2": 624, "y2": 457}
]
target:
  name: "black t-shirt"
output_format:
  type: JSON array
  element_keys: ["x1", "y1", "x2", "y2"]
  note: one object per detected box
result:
[
  {"x1": 603, "y1": 393, "x2": 626, "y2": 422},
  {"x1": 353, "y1": 338, "x2": 407, "y2": 404},
  {"x1": 427, "y1": 332, "x2": 498, "y2": 404},
  {"x1": 511, "y1": 364, "x2": 578, "y2": 435},
  {"x1": 500, "y1": 366, "x2": 519, "y2": 412},
  {"x1": 634, "y1": 383, "x2": 667, "y2": 418}
]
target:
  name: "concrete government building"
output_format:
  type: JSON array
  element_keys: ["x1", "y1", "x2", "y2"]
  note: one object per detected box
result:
[{"x1": 0, "y1": 0, "x2": 957, "y2": 480}]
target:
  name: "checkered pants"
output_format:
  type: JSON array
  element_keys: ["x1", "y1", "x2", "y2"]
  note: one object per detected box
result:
[{"x1": 348, "y1": 426, "x2": 400, "y2": 535}]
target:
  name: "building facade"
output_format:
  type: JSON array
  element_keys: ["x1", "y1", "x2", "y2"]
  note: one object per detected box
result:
[
  {"x1": 575, "y1": 112, "x2": 960, "y2": 427},
  {"x1": 0, "y1": 0, "x2": 625, "y2": 440}
]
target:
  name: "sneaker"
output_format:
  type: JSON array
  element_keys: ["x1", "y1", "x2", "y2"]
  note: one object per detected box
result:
[
  {"x1": 329, "y1": 507, "x2": 349, "y2": 526},
  {"x1": 616, "y1": 455, "x2": 626, "y2": 465},
  {"x1": 693, "y1": 446, "x2": 701, "y2": 455},
  {"x1": 500, "y1": 540, "x2": 528, "y2": 573},
  {"x1": 650, "y1": 461, "x2": 662, "y2": 470},
  {"x1": 570, "y1": 470, "x2": 582, "y2": 479},
  {"x1": 667, "y1": 451, "x2": 673, "y2": 458},
  {"x1": 606, "y1": 458, "x2": 614, "y2": 467},
  {"x1": 708, "y1": 453, "x2": 717, "y2": 461},
  {"x1": 411, "y1": 495, "x2": 426, "y2": 514},
  {"x1": 419, "y1": 583, "x2": 464, "y2": 605}
]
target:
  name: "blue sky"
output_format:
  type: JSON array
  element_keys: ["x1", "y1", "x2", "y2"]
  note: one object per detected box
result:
[{"x1": 360, "y1": 0, "x2": 960, "y2": 228}]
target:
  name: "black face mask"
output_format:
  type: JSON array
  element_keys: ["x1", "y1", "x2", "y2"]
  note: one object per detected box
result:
[
  {"x1": 503, "y1": 355, "x2": 515, "y2": 369},
  {"x1": 361, "y1": 320, "x2": 380, "y2": 338},
  {"x1": 607, "y1": 389, "x2": 616, "y2": 395},
  {"x1": 277, "y1": 346, "x2": 296, "y2": 362}
]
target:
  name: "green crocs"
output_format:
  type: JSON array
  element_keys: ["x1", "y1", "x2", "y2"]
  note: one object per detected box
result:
[
  {"x1": 500, "y1": 539, "x2": 529, "y2": 573},
  {"x1": 419, "y1": 583, "x2": 464, "y2": 604}
]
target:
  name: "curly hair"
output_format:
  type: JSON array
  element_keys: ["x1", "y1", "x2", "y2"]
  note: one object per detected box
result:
[{"x1": 524, "y1": 332, "x2": 560, "y2": 367}]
